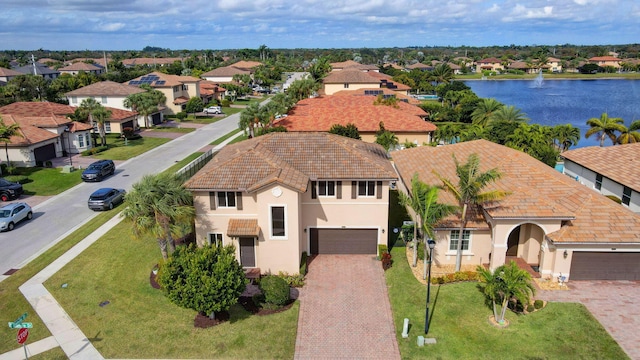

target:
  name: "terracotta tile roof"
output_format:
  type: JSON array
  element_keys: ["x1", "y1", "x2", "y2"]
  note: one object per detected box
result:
[
  {"x1": 322, "y1": 69, "x2": 381, "y2": 84},
  {"x1": 70, "y1": 58, "x2": 109, "y2": 67},
  {"x1": 105, "y1": 107, "x2": 138, "y2": 122},
  {"x1": 330, "y1": 60, "x2": 365, "y2": 69},
  {"x1": 0, "y1": 102, "x2": 75, "y2": 117},
  {"x1": 59, "y1": 62, "x2": 102, "y2": 71},
  {"x1": 199, "y1": 81, "x2": 227, "y2": 96},
  {"x1": 561, "y1": 143, "x2": 640, "y2": 192},
  {"x1": 477, "y1": 58, "x2": 502, "y2": 64},
  {"x1": 230, "y1": 60, "x2": 262, "y2": 70},
  {"x1": 65, "y1": 81, "x2": 146, "y2": 97},
  {"x1": 227, "y1": 219, "x2": 260, "y2": 237},
  {"x1": 173, "y1": 96, "x2": 189, "y2": 105},
  {"x1": 68, "y1": 121, "x2": 93, "y2": 132},
  {"x1": 122, "y1": 57, "x2": 182, "y2": 66},
  {"x1": 392, "y1": 139, "x2": 640, "y2": 244},
  {"x1": 588, "y1": 56, "x2": 621, "y2": 61},
  {"x1": 508, "y1": 61, "x2": 528, "y2": 69},
  {"x1": 274, "y1": 95, "x2": 433, "y2": 134},
  {"x1": 185, "y1": 132, "x2": 397, "y2": 192},
  {"x1": 406, "y1": 62, "x2": 432, "y2": 70},
  {"x1": 0, "y1": 67, "x2": 22, "y2": 76},
  {"x1": 201, "y1": 66, "x2": 251, "y2": 77},
  {"x1": 0, "y1": 114, "x2": 63, "y2": 146}
]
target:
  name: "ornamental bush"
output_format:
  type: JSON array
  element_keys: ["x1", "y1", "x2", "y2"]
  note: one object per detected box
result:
[
  {"x1": 157, "y1": 244, "x2": 248, "y2": 320},
  {"x1": 259, "y1": 275, "x2": 290, "y2": 306},
  {"x1": 534, "y1": 299, "x2": 544, "y2": 309}
]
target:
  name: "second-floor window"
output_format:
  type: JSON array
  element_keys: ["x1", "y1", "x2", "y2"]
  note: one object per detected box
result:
[
  {"x1": 344, "y1": 83, "x2": 349, "y2": 88},
  {"x1": 595, "y1": 174, "x2": 603, "y2": 190},
  {"x1": 358, "y1": 181, "x2": 375, "y2": 197},
  {"x1": 271, "y1": 206, "x2": 286, "y2": 238},
  {"x1": 217, "y1": 191, "x2": 236, "y2": 208},
  {"x1": 622, "y1": 186, "x2": 632, "y2": 206},
  {"x1": 318, "y1": 181, "x2": 335, "y2": 196}
]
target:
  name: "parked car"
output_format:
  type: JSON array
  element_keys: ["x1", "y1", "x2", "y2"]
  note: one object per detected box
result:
[
  {"x1": 0, "y1": 178, "x2": 23, "y2": 201},
  {"x1": 81, "y1": 160, "x2": 115, "y2": 182},
  {"x1": 203, "y1": 106, "x2": 223, "y2": 115},
  {"x1": 0, "y1": 202, "x2": 32, "y2": 231},
  {"x1": 87, "y1": 188, "x2": 126, "y2": 211}
]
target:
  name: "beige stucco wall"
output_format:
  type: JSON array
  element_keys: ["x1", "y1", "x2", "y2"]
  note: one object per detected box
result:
[
  {"x1": 324, "y1": 83, "x2": 380, "y2": 95},
  {"x1": 430, "y1": 229, "x2": 493, "y2": 268},
  {"x1": 489, "y1": 219, "x2": 561, "y2": 271}
]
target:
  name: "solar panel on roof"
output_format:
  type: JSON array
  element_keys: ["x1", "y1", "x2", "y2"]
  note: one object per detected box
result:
[
  {"x1": 129, "y1": 80, "x2": 140, "y2": 85},
  {"x1": 155, "y1": 80, "x2": 165, "y2": 85}
]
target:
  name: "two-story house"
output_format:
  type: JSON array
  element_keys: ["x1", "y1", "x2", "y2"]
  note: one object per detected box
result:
[
  {"x1": 65, "y1": 81, "x2": 148, "y2": 131},
  {"x1": 588, "y1": 56, "x2": 622, "y2": 69},
  {"x1": 126, "y1": 72, "x2": 201, "y2": 115},
  {"x1": 475, "y1": 57, "x2": 504, "y2": 73},
  {"x1": 184, "y1": 132, "x2": 398, "y2": 275},
  {"x1": 561, "y1": 143, "x2": 640, "y2": 213},
  {"x1": 58, "y1": 62, "x2": 105, "y2": 76},
  {"x1": 0, "y1": 67, "x2": 22, "y2": 84}
]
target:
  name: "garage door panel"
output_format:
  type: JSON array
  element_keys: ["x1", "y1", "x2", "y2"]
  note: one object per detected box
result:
[
  {"x1": 570, "y1": 252, "x2": 640, "y2": 281},
  {"x1": 311, "y1": 228, "x2": 377, "y2": 254}
]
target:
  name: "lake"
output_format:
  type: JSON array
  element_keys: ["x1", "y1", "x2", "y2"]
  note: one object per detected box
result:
[{"x1": 464, "y1": 79, "x2": 640, "y2": 148}]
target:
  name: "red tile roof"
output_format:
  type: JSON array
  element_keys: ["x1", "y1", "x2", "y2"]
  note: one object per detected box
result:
[
  {"x1": 65, "y1": 81, "x2": 145, "y2": 97},
  {"x1": 0, "y1": 114, "x2": 60, "y2": 146},
  {"x1": 322, "y1": 69, "x2": 381, "y2": 84},
  {"x1": 561, "y1": 143, "x2": 640, "y2": 193},
  {"x1": 588, "y1": 56, "x2": 621, "y2": 61},
  {"x1": 201, "y1": 66, "x2": 251, "y2": 77},
  {"x1": 230, "y1": 60, "x2": 262, "y2": 70},
  {"x1": 126, "y1": 72, "x2": 199, "y2": 88},
  {"x1": 0, "y1": 67, "x2": 22, "y2": 77},
  {"x1": 393, "y1": 139, "x2": 640, "y2": 244},
  {"x1": 59, "y1": 62, "x2": 102, "y2": 71},
  {"x1": 185, "y1": 132, "x2": 397, "y2": 192},
  {"x1": 0, "y1": 102, "x2": 75, "y2": 117},
  {"x1": 227, "y1": 219, "x2": 260, "y2": 237},
  {"x1": 274, "y1": 95, "x2": 434, "y2": 134}
]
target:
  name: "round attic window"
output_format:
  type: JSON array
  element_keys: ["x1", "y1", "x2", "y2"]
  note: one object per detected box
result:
[{"x1": 272, "y1": 187, "x2": 283, "y2": 197}]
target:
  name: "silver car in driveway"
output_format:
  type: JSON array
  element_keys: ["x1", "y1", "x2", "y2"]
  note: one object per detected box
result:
[
  {"x1": 87, "y1": 188, "x2": 126, "y2": 211},
  {"x1": 0, "y1": 202, "x2": 33, "y2": 231}
]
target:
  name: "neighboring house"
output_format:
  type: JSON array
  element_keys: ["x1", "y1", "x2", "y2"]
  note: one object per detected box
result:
[
  {"x1": 199, "y1": 81, "x2": 227, "y2": 104},
  {"x1": 475, "y1": 57, "x2": 504, "y2": 73},
  {"x1": 322, "y1": 69, "x2": 409, "y2": 96},
  {"x1": 561, "y1": 144, "x2": 640, "y2": 213},
  {"x1": 588, "y1": 56, "x2": 622, "y2": 69},
  {"x1": 0, "y1": 67, "x2": 23, "y2": 83},
  {"x1": 65, "y1": 81, "x2": 149, "y2": 129},
  {"x1": 393, "y1": 139, "x2": 640, "y2": 281},
  {"x1": 405, "y1": 62, "x2": 432, "y2": 71},
  {"x1": 546, "y1": 57, "x2": 562, "y2": 72},
  {"x1": 201, "y1": 66, "x2": 251, "y2": 83},
  {"x1": 121, "y1": 57, "x2": 183, "y2": 68},
  {"x1": 13, "y1": 62, "x2": 60, "y2": 80},
  {"x1": 0, "y1": 102, "x2": 93, "y2": 166},
  {"x1": 58, "y1": 62, "x2": 104, "y2": 76},
  {"x1": 273, "y1": 94, "x2": 435, "y2": 145},
  {"x1": 507, "y1": 61, "x2": 535, "y2": 73},
  {"x1": 125, "y1": 72, "x2": 201, "y2": 116},
  {"x1": 331, "y1": 88, "x2": 421, "y2": 105},
  {"x1": 329, "y1": 60, "x2": 378, "y2": 72},
  {"x1": 184, "y1": 132, "x2": 398, "y2": 275}
]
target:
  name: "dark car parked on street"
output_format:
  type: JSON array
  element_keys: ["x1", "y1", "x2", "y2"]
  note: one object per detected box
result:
[
  {"x1": 0, "y1": 178, "x2": 24, "y2": 201},
  {"x1": 81, "y1": 160, "x2": 115, "y2": 182},
  {"x1": 87, "y1": 188, "x2": 126, "y2": 211}
]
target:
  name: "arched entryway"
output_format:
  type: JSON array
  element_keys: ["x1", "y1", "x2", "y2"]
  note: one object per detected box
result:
[{"x1": 504, "y1": 223, "x2": 544, "y2": 275}]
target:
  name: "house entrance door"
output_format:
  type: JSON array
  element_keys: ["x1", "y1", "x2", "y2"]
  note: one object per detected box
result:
[{"x1": 239, "y1": 237, "x2": 256, "y2": 267}]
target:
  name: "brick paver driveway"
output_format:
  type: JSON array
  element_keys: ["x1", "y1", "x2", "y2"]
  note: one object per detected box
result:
[
  {"x1": 538, "y1": 281, "x2": 640, "y2": 360},
  {"x1": 294, "y1": 255, "x2": 400, "y2": 360}
]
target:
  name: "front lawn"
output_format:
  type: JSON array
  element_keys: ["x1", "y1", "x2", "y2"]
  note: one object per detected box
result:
[
  {"x1": 45, "y1": 220, "x2": 299, "y2": 359},
  {"x1": 90, "y1": 136, "x2": 171, "y2": 161},
  {"x1": 385, "y1": 244, "x2": 628, "y2": 359},
  {"x1": 4, "y1": 167, "x2": 83, "y2": 196}
]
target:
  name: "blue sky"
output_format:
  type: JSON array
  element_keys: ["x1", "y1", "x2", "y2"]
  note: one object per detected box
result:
[{"x1": 0, "y1": 0, "x2": 638, "y2": 51}]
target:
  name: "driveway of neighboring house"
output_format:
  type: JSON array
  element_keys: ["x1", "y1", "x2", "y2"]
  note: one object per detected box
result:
[
  {"x1": 294, "y1": 255, "x2": 400, "y2": 360},
  {"x1": 538, "y1": 280, "x2": 640, "y2": 360}
]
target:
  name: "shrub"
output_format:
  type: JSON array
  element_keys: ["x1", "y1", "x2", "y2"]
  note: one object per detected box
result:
[
  {"x1": 378, "y1": 244, "x2": 388, "y2": 258},
  {"x1": 122, "y1": 127, "x2": 136, "y2": 139},
  {"x1": 381, "y1": 252, "x2": 393, "y2": 270},
  {"x1": 432, "y1": 271, "x2": 479, "y2": 284},
  {"x1": 534, "y1": 299, "x2": 544, "y2": 309},
  {"x1": 606, "y1": 195, "x2": 622, "y2": 204},
  {"x1": 81, "y1": 145, "x2": 108, "y2": 156},
  {"x1": 6, "y1": 176, "x2": 29, "y2": 184},
  {"x1": 417, "y1": 241, "x2": 425, "y2": 260},
  {"x1": 527, "y1": 304, "x2": 535, "y2": 313},
  {"x1": 277, "y1": 271, "x2": 305, "y2": 287},
  {"x1": 259, "y1": 275, "x2": 290, "y2": 306},
  {"x1": 220, "y1": 99, "x2": 231, "y2": 107},
  {"x1": 43, "y1": 161, "x2": 52, "y2": 169},
  {"x1": 299, "y1": 251, "x2": 308, "y2": 275},
  {"x1": 176, "y1": 111, "x2": 187, "y2": 120}
]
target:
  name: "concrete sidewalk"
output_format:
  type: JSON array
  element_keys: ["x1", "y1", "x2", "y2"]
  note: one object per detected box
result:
[{"x1": 0, "y1": 134, "x2": 243, "y2": 360}]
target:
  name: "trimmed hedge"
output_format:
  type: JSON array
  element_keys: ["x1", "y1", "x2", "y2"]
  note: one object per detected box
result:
[
  {"x1": 431, "y1": 271, "x2": 479, "y2": 284},
  {"x1": 259, "y1": 275, "x2": 290, "y2": 306}
]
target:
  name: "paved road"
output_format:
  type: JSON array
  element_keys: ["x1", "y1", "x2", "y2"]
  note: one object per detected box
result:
[{"x1": 0, "y1": 112, "x2": 242, "y2": 279}]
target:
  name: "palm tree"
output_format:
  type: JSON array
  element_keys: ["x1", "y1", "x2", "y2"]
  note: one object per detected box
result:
[
  {"x1": 471, "y1": 98, "x2": 503, "y2": 128},
  {"x1": 489, "y1": 105, "x2": 529, "y2": 123},
  {"x1": 399, "y1": 176, "x2": 458, "y2": 277},
  {"x1": 617, "y1": 120, "x2": 640, "y2": 144},
  {"x1": 92, "y1": 106, "x2": 112, "y2": 146},
  {"x1": 476, "y1": 261, "x2": 536, "y2": 324},
  {"x1": 431, "y1": 63, "x2": 454, "y2": 84},
  {"x1": 78, "y1": 98, "x2": 101, "y2": 144},
  {"x1": 551, "y1": 124, "x2": 581, "y2": 152},
  {"x1": 0, "y1": 116, "x2": 23, "y2": 175},
  {"x1": 434, "y1": 153, "x2": 510, "y2": 272},
  {"x1": 121, "y1": 173, "x2": 195, "y2": 260},
  {"x1": 585, "y1": 112, "x2": 625, "y2": 147},
  {"x1": 123, "y1": 86, "x2": 166, "y2": 128},
  {"x1": 239, "y1": 102, "x2": 262, "y2": 138}
]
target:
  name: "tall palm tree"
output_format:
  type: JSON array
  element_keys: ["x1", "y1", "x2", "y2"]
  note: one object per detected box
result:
[
  {"x1": 239, "y1": 102, "x2": 262, "y2": 138},
  {"x1": 617, "y1": 120, "x2": 640, "y2": 144},
  {"x1": 434, "y1": 153, "x2": 510, "y2": 272},
  {"x1": 92, "y1": 106, "x2": 112, "y2": 146},
  {"x1": 0, "y1": 116, "x2": 23, "y2": 175},
  {"x1": 123, "y1": 86, "x2": 166, "y2": 128},
  {"x1": 471, "y1": 98, "x2": 503, "y2": 128},
  {"x1": 121, "y1": 173, "x2": 195, "y2": 260},
  {"x1": 551, "y1": 124, "x2": 581, "y2": 152},
  {"x1": 477, "y1": 261, "x2": 536, "y2": 324},
  {"x1": 585, "y1": 112, "x2": 625, "y2": 147},
  {"x1": 431, "y1": 63, "x2": 454, "y2": 84},
  {"x1": 78, "y1": 97, "x2": 101, "y2": 144},
  {"x1": 489, "y1": 105, "x2": 529, "y2": 123}
]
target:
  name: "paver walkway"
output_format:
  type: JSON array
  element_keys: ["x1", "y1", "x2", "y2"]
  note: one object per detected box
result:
[
  {"x1": 294, "y1": 255, "x2": 400, "y2": 360},
  {"x1": 538, "y1": 280, "x2": 640, "y2": 360}
]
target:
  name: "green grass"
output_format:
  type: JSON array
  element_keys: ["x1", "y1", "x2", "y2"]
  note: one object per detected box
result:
[
  {"x1": 0, "y1": 210, "x2": 119, "y2": 353},
  {"x1": 146, "y1": 126, "x2": 195, "y2": 133},
  {"x1": 164, "y1": 152, "x2": 204, "y2": 174},
  {"x1": 45, "y1": 220, "x2": 299, "y2": 359},
  {"x1": 4, "y1": 167, "x2": 83, "y2": 196},
  {"x1": 386, "y1": 244, "x2": 628, "y2": 359},
  {"x1": 29, "y1": 346, "x2": 67, "y2": 360},
  {"x1": 91, "y1": 136, "x2": 171, "y2": 161},
  {"x1": 211, "y1": 129, "x2": 243, "y2": 145}
]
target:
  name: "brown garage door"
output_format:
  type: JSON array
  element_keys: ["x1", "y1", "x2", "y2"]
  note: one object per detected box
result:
[
  {"x1": 310, "y1": 228, "x2": 377, "y2": 255},
  {"x1": 570, "y1": 252, "x2": 640, "y2": 280}
]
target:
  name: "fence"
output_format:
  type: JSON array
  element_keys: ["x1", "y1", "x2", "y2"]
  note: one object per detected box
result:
[{"x1": 176, "y1": 148, "x2": 217, "y2": 181}]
